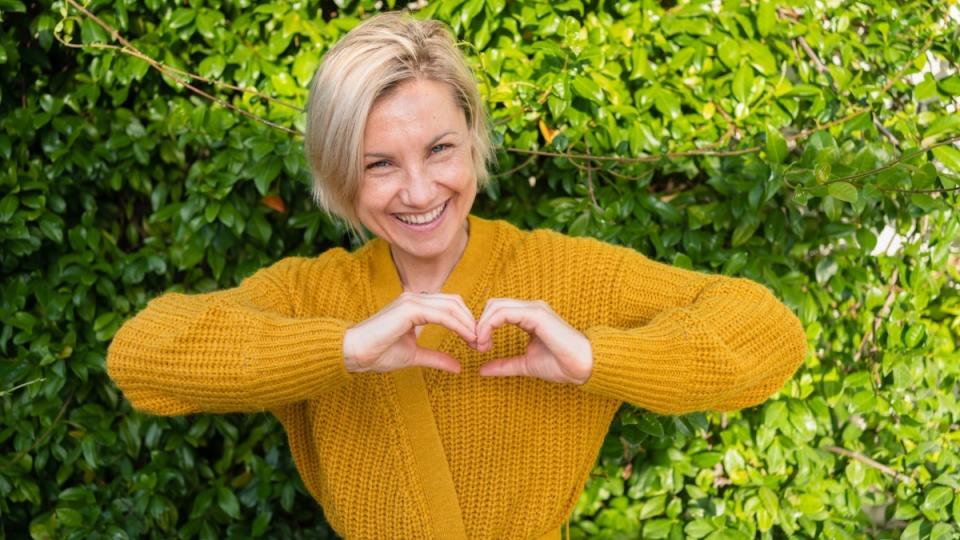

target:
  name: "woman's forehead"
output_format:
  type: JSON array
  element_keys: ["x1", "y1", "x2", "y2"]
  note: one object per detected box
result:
[{"x1": 364, "y1": 80, "x2": 467, "y2": 149}]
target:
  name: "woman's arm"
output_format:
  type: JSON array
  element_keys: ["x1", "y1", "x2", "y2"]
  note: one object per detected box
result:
[
  {"x1": 581, "y1": 248, "x2": 807, "y2": 416},
  {"x1": 105, "y1": 257, "x2": 355, "y2": 416}
]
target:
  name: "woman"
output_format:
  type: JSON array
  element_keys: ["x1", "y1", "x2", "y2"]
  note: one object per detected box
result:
[{"x1": 106, "y1": 12, "x2": 807, "y2": 540}]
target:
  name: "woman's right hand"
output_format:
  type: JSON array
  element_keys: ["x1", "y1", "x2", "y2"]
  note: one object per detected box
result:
[{"x1": 342, "y1": 292, "x2": 478, "y2": 374}]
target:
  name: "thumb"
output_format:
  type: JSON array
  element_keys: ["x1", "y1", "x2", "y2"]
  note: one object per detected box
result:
[
  {"x1": 411, "y1": 347, "x2": 462, "y2": 374},
  {"x1": 478, "y1": 355, "x2": 528, "y2": 377}
]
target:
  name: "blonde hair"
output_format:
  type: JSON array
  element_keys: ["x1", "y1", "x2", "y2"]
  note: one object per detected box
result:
[{"x1": 305, "y1": 12, "x2": 494, "y2": 236}]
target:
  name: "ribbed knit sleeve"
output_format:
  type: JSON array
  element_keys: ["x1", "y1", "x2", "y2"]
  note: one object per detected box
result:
[
  {"x1": 581, "y1": 249, "x2": 807, "y2": 415},
  {"x1": 105, "y1": 259, "x2": 355, "y2": 416}
]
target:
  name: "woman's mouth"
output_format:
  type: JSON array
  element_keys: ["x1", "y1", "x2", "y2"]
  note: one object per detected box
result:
[{"x1": 393, "y1": 200, "x2": 449, "y2": 229}]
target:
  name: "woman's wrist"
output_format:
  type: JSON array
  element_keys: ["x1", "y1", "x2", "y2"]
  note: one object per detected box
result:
[{"x1": 342, "y1": 327, "x2": 360, "y2": 373}]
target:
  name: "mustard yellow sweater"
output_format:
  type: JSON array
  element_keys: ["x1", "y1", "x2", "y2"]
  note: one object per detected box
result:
[{"x1": 106, "y1": 214, "x2": 807, "y2": 539}]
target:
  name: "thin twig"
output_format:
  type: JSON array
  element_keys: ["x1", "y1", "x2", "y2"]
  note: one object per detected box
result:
[
  {"x1": 583, "y1": 137, "x2": 602, "y2": 212},
  {"x1": 822, "y1": 135, "x2": 960, "y2": 186},
  {"x1": 873, "y1": 113, "x2": 901, "y2": 148},
  {"x1": 507, "y1": 109, "x2": 871, "y2": 164},
  {"x1": 60, "y1": 0, "x2": 960, "y2": 197},
  {"x1": 797, "y1": 37, "x2": 829, "y2": 77},
  {"x1": 2, "y1": 391, "x2": 75, "y2": 472},
  {"x1": 56, "y1": 39, "x2": 303, "y2": 113},
  {"x1": 62, "y1": 0, "x2": 303, "y2": 119},
  {"x1": 854, "y1": 266, "x2": 899, "y2": 392},
  {"x1": 880, "y1": 31, "x2": 937, "y2": 95},
  {"x1": 0, "y1": 377, "x2": 45, "y2": 397},
  {"x1": 876, "y1": 184, "x2": 960, "y2": 194},
  {"x1": 492, "y1": 154, "x2": 536, "y2": 178},
  {"x1": 824, "y1": 445, "x2": 911, "y2": 483}
]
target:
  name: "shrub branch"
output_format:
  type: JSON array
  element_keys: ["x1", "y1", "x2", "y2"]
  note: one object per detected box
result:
[
  {"x1": 824, "y1": 445, "x2": 911, "y2": 483},
  {"x1": 59, "y1": 0, "x2": 960, "y2": 197}
]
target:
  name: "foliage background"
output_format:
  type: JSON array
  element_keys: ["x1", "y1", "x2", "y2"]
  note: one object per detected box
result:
[{"x1": 1, "y1": 0, "x2": 959, "y2": 538}]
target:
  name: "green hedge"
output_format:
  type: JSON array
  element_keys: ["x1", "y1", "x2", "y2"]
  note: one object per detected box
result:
[{"x1": 2, "y1": 0, "x2": 959, "y2": 538}]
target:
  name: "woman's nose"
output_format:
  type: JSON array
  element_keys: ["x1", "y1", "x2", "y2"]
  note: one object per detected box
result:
[{"x1": 400, "y1": 166, "x2": 436, "y2": 208}]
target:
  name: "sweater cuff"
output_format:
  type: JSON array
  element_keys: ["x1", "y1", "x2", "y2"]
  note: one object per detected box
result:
[
  {"x1": 243, "y1": 317, "x2": 354, "y2": 407},
  {"x1": 581, "y1": 322, "x2": 702, "y2": 416}
]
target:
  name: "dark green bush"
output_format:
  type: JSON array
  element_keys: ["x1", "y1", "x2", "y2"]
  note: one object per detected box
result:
[{"x1": 1, "y1": 0, "x2": 958, "y2": 538}]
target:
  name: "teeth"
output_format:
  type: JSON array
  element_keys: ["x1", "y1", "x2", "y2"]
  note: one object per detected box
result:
[{"x1": 396, "y1": 201, "x2": 446, "y2": 225}]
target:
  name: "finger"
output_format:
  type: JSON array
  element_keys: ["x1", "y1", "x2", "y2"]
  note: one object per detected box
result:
[
  {"x1": 411, "y1": 347, "x2": 462, "y2": 374},
  {"x1": 478, "y1": 355, "x2": 528, "y2": 377},
  {"x1": 477, "y1": 305, "x2": 543, "y2": 346},
  {"x1": 402, "y1": 303, "x2": 477, "y2": 346},
  {"x1": 403, "y1": 293, "x2": 477, "y2": 336},
  {"x1": 477, "y1": 299, "x2": 534, "y2": 342},
  {"x1": 420, "y1": 294, "x2": 478, "y2": 342},
  {"x1": 430, "y1": 293, "x2": 476, "y2": 325}
]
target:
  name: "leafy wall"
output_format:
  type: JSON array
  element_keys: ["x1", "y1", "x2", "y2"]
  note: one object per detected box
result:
[{"x1": 1, "y1": 0, "x2": 958, "y2": 538}]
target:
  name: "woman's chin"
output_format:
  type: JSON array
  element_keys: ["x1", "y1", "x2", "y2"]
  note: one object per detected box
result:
[{"x1": 387, "y1": 216, "x2": 468, "y2": 262}]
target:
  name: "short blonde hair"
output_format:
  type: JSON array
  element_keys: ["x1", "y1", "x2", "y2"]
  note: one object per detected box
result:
[{"x1": 305, "y1": 12, "x2": 494, "y2": 235}]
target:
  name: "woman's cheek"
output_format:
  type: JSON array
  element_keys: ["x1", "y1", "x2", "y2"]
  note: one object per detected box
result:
[{"x1": 432, "y1": 152, "x2": 472, "y2": 183}]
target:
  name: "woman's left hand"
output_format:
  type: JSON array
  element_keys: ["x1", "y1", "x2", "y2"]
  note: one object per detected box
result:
[{"x1": 476, "y1": 298, "x2": 593, "y2": 385}]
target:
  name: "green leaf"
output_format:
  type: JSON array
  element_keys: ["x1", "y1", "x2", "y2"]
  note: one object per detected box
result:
[
  {"x1": 733, "y1": 63, "x2": 754, "y2": 104},
  {"x1": 0, "y1": 194, "x2": 18, "y2": 222},
  {"x1": 929, "y1": 523, "x2": 955, "y2": 540},
  {"x1": 640, "y1": 495, "x2": 667, "y2": 519},
  {"x1": 571, "y1": 76, "x2": 603, "y2": 102},
  {"x1": 717, "y1": 39, "x2": 740, "y2": 70},
  {"x1": 252, "y1": 157, "x2": 282, "y2": 195},
  {"x1": 757, "y1": 1, "x2": 777, "y2": 36},
  {"x1": 169, "y1": 8, "x2": 196, "y2": 30},
  {"x1": 856, "y1": 227, "x2": 877, "y2": 253},
  {"x1": 685, "y1": 519, "x2": 716, "y2": 539},
  {"x1": 901, "y1": 520, "x2": 933, "y2": 540},
  {"x1": 923, "y1": 115, "x2": 960, "y2": 140},
  {"x1": 55, "y1": 507, "x2": 83, "y2": 528},
  {"x1": 766, "y1": 126, "x2": 787, "y2": 163},
  {"x1": 722, "y1": 251, "x2": 747, "y2": 276},
  {"x1": 759, "y1": 487, "x2": 779, "y2": 516},
  {"x1": 643, "y1": 519, "x2": 673, "y2": 539},
  {"x1": 921, "y1": 486, "x2": 954, "y2": 513},
  {"x1": 190, "y1": 489, "x2": 215, "y2": 519},
  {"x1": 637, "y1": 414, "x2": 664, "y2": 437},
  {"x1": 828, "y1": 182, "x2": 858, "y2": 203},
  {"x1": 932, "y1": 145, "x2": 960, "y2": 173},
  {"x1": 815, "y1": 258, "x2": 837, "y2": 285},
  {"x1": 252, "y1": 511, "x2": 271, "y2": 537},
  {"x1": 216, "y1": 486, "x2": 240, "y2": 519},
  {"x1": 653, "y1": 90, "x2": 681, "y2": 120},
  {"x1": 743, "y1": 41, "x2": 777, "y2": 75},
  {"x1": 0, "y1": 0, "x2": 27, "y2": 12},
  {"x1": 270, "y1": 72, "x2": 298, "y2": 96},
  {"x1": 691, "y1": 452, "x2": 722, "y2": 468},
  {"x1": 199, "y1": 55, "x2": 226, "y2": 79},
  {"x1": 731, "y1": 219, "x2": 758, "y2": 247},
  {"x1": 796, "y1": 494, "x2": 824, "y2": 516},
  {"x1": 80, "y1": 18, "x2": 109, "y2": 44},
  {"x1": 938, "y1": 75, "x2": 960, "y2": 95},
  {"x1": 894, "y1": 502, "x2": 920, "y2": 521},
  {"x1": 904, "y1": 325, "x2": 925, "y2": 348}
]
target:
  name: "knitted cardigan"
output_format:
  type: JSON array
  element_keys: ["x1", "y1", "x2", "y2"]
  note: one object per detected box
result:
[{"x1": 106, "y1": 214, "x2": 807, "y2": 539}]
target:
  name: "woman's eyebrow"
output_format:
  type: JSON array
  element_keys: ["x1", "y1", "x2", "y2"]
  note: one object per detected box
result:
[
  {"x1": 424, "y1": 130, "x2": 456, "y2": 148},
  {"x1": 363, "y1": 130, "x2": 458, "y2": 159}
]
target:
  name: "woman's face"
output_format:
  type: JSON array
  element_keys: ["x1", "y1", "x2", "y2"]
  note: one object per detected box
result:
[{"x1": 357, "y1": 78, "x2": 476, "y2": 262}]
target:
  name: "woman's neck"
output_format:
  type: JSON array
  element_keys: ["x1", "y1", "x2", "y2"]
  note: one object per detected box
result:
[{"x1": 390, "y1": 219, "x2": 470, "y2": 293}]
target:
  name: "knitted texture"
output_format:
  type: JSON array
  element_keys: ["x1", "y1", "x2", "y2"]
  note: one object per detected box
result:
[{"x1": 106, "y1": 215, "x2": 807, "y2": 539}]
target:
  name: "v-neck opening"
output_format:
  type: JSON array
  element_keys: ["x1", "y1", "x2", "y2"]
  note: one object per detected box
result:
[{"x1": 368, "y1": 214, "x2": 496, "y2": 351}]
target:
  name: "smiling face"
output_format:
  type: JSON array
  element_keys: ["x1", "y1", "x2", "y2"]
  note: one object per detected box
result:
[{"x1": 357, "y1": 78, "x2": 476, "y2": 265}]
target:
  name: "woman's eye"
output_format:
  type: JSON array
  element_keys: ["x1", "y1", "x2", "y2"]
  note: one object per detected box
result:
[
  {"x1": 366, "y1": 160, "x2": 389, "y2": 170},
  {"x1": 431, "y1": 143, "x2": 450, "y2": 154}
]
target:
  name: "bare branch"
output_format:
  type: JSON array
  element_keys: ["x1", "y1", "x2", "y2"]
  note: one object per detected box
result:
[{"x1": 824, "y1": 445, "x2": 911, "y2": 483}]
